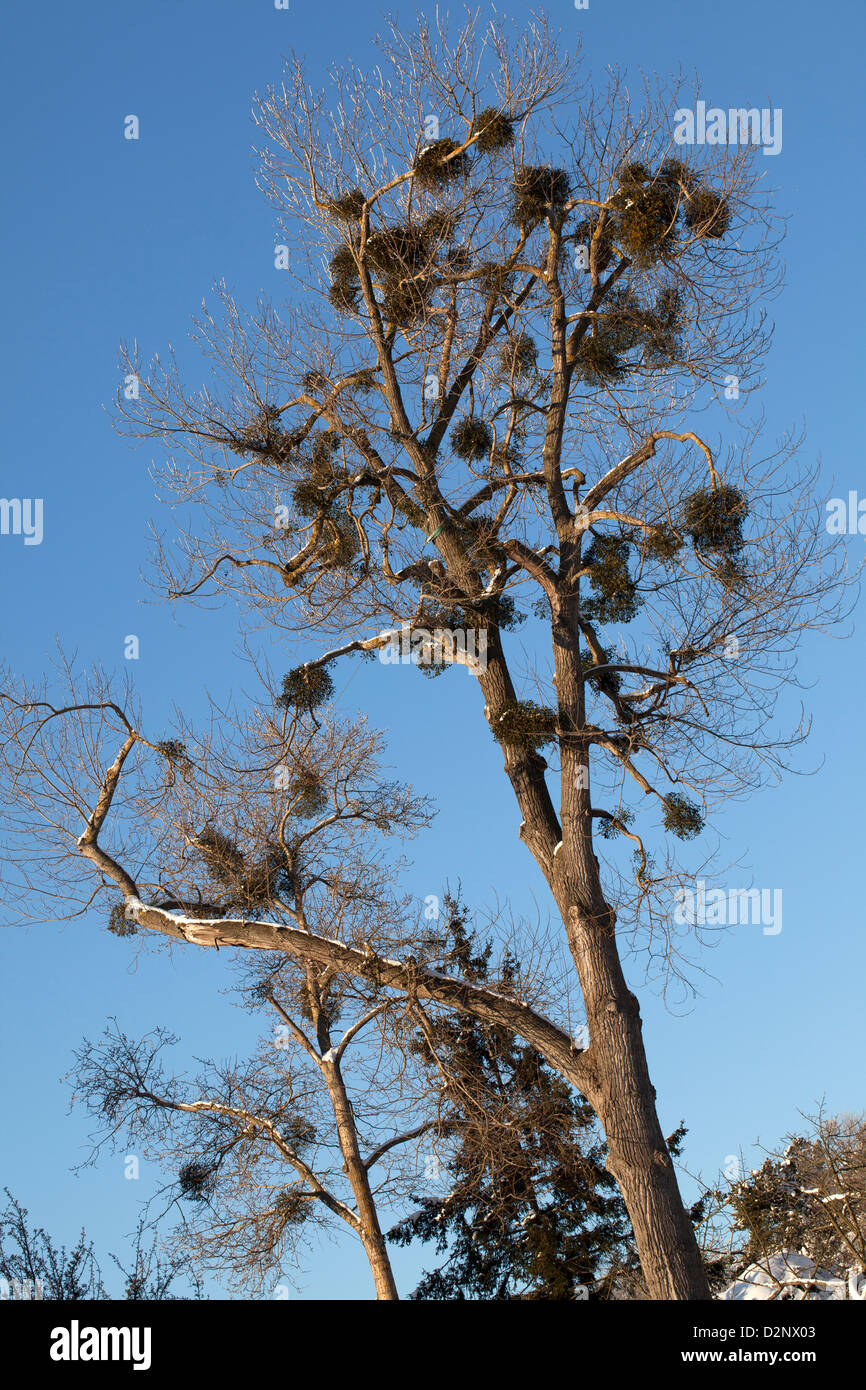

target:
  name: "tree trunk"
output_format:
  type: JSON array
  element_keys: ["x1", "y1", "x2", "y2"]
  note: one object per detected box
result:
[
  {"x1": 563, "y1": 901, "x2": 711, "y2": 1300},
  {"x1": 477, "y1": 623, "x2": 711, "y2": 1299},
  {"x1": 322, "y1": 1056, "x2": 399, "y2": 1300}
]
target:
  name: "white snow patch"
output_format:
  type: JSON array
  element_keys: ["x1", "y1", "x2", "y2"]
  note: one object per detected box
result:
[{"x1": 719, "y1": 1251, "x2": 865, "y2": 1301}]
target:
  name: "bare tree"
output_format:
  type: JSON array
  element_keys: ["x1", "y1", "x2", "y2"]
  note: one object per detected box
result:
[
  {"x1": 0, "y1": 1189, "x2": 200, "y2": 1300},
  {"x1": 0, "y1": 657, "x2": 601, "y2": 1297},
  {"x1": 1, "y1": 12, "x2": 853, "y2": 1298}
]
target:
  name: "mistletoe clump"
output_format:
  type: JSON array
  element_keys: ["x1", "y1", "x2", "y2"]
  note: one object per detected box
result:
[
  {"x1": 683, "y1": 187, "x2": 732, "y2": 239},
  {"x1": 641, "y1": 284, "x2": 685, "y2": 363},
  {"x1": 322, "y1": 187, "x2": 365, "y2": 222},
  {"x1": 661, "y1": 793, "x2": 705, "y2": 840},
  {"x1": 178, "y1": 1161, "x2": 217, "y2": 1204},
  {"x1": 471, "y1": 106, "x2": 515, "y2": 153},
  {"x1": 612, "y1": 171, "x2": 679, "y2": 267},
  {"x1": 413, "y1": 139, "x2": 470, "y2": 190},
  {"x1": 363, "y1": 214, "x2": 456, "y2": 325},
  {"x1": 597, "y1": 806, "x2": 636, "y2": 840},
  {"x1": 107, "y1": 900, "x2": 138, "y2": 938},
  {"x1": 510, "y1": 165, "x2": 571, "y2": 228},
  {"x1": 573, "y1": 217, "x2": 615, "y2": 275},
  {"x1": 451, "y1": 416, "x2": 493, "y2": 461},
  {"x1": 681, "y1": 484, "x2": 748, "y2": 553},
  {"x1": 658, "y1": 157, "x2": 698, "y2": 193},
  {"x1": 192, "y1": 826, "x2": 246, "y2": 885},
  {"x1": 229, "y1": 406, "x2": 294, "y2": 463},
  {"x1": 286, "y1": 767, "x2": 328, "y2": 820},
  {"x1": 492, "y1": 699, "x2": 558, "y2": 751},
  {"x1": 290, "y1": 432, "x2": 344, "y2": 518},
  {"x1": 273, "y1": 1189, "x2": 310, "y2": 1229},
  {"x1": 641, "y1": 523, "x2": 683, "y2": 563},
  {"x1": 497, "y1": 331, "x2": 538, "y2": 379},
  {"x1": 573, "y1": 334, "x2": 626, "y2": 384},
  {"x1": 328, "y1": 244, "x2": 362, "y2": 316},
  {"x1": 582, "y1": 534, "x2": 641, "y2": 624},
  {"x1": 277, "y1": 665, "x2": 334, "y2": 712},
  {"x1": 393, "y1": 492, "x2": 427, "y2": 527}
]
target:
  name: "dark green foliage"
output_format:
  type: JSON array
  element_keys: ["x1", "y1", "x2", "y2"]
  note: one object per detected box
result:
[
  {"x1": 510, "y1": 165, "x2": 571, "y2": 227},
  {"x1": 107, "y1": 900, "x2": 137, "y2": 938},
  {"x1": 178, "y1": 1161, "x2": 216, "y2": 1204},
  {"x1": 366, "y1": 221, "x2": 436, "y2": 275},
  {"x1": 289, "y1": 431, "x2": 344, "y2": 517},
  {"x1": 580, "y1": 645, "x2": 622, "y2": 698},
  {"x1": 413, "y1": 139, "x2": 470, "y2": 190},
  {"x1": 572, "y1": 289, "x2": 645, "y2": 382},
  {"x1": 684, "y1": 188, "x2": 732, "y2": 239},
  {"x1": 454, "y1": 511, "x2": 508, "y2": 570},
  {"x1": 715, "y1": 554, "x2": 747, "y2": 592},
  {"x1": 322, "y1": 187, "x2": 365, "y2": 221},
  {"x1": 582, "y1": 534, "x2": 642, "y2": 624},
  {"x1": 387, "y1": 899, "x2": 633, "y2": 1300},
  {"x1": 661, "y1": 793, "x2": 704, "y2": 840},
  {"x1": 481, "y1": 592, "x2": 525, "y2": 631},
  {"x1": 472, "y1": 107, "x2": 515, "y2": 153},
  {"x1": 478, "y1": 260, "x2": 518, "y2": 296},
  {"x1": 192, "y1": 826, "x2": 245, "y2": 881},
  {"x1": 355, "y1": 214, "x2": 456, "y2": 325},
  {"x1": 419, "y1": 592, "x2": 525, "y2": 635},
  {"x1": 491, "y1": 699, "x2": 558, "y2": 751},
  {"x1": 573, "y1": 283, "x2": 684, "y2": 379},
  {"x1": 681, "y1": 485, "x2": 748, "y2": 553},
  {"x1": 291, "y1": 478, "x2": 336, "y2": 518},
  {"x1": 278, "y1": 665, "x2": 334, "y2": 712},
  {"x1": 451, "y1": 416, "x2": 493, "y2": 461},
  {"x1": 617, "y1": 161, "x2": 652, "y2": 186},
  {"x1": 412, "y1": 592, "x2": 522, "y2": 680}
]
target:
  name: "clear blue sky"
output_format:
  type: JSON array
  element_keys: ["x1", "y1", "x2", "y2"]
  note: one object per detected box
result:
[{"x1": 1, "y1": 0, "x2": 864, "y2": 1299}]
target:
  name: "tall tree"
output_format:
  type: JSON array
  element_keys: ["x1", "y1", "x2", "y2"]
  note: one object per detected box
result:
[{"x1": 1, "y1": 12, "x2": 849, "y2": 1298}]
